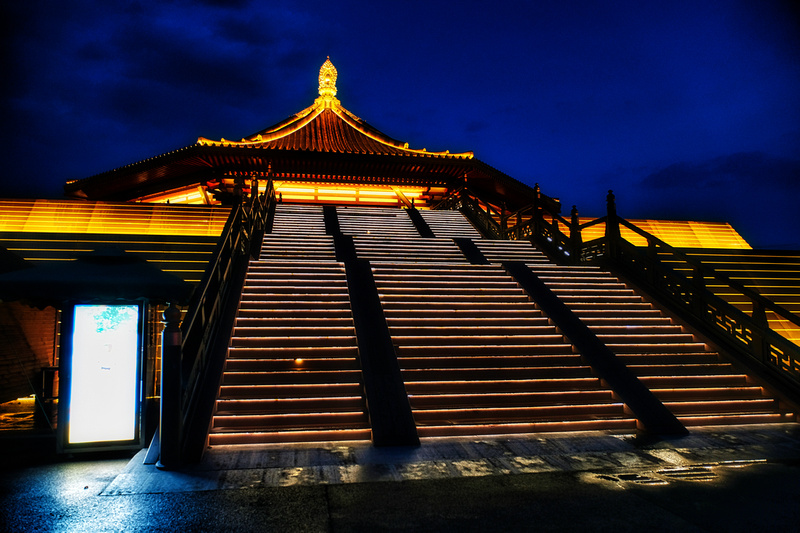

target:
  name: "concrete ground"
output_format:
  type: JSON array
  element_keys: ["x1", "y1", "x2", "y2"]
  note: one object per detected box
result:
[{"x1": 2, "y1": 424, "x2": 800, "y2": 532}]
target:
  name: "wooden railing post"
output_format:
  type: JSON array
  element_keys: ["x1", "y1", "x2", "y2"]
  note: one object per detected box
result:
[
  {"x1": 647, "y1": 237, "x2": 657, "y2": 260},
  {"x1": 570, "y1": 205, "x2": 582, "y2": 262},
  {"x1": 692, "y1": 264, "x2": 705, "y2": 288},
  {"x1": 645, "y1": 238, "x2": 658, "y2": 285},
  {"x1": 750, "y1": 301, "x2": 771, "y2": 363},
  {"x1": 532, "y1": 183, "x2": 541, "y2": 239},
  {"x1": 157, "y1": 302, "x2": 183, "y2": 470},
  {"x1": 605, "y1": 189, "x2": 620, "y2": 258},
  {"x1": 250, "y1": 175, "x2": 259, "y2": 199},
  {"x1": 752, "y1": 300, "x2": 769, "y2": 329}
]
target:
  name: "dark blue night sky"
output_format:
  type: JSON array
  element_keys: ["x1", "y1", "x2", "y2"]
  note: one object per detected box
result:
[{"x1": 3, "y1": 1, "x2": 799, "y2": 248}]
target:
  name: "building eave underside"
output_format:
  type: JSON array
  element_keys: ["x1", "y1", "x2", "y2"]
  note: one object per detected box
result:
[{"x1": 64, "y1": 146, "x2": 543, "y2": 210}]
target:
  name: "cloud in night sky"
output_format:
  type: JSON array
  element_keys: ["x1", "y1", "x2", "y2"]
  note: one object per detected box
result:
[
  {"x1": 2, "y1": 0, "x2": 799, "y2": 247},
  {"x1": 643, "y1": 152, "x2": 800, "y2": 192},
  {"x1": 632, "y1": 152, "x2": 800, "y2": 248}
]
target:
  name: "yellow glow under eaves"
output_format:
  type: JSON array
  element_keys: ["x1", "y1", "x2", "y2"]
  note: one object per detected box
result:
[
  {"x1": 359, "y1": 190, "x2": 401, "y2": 197},
  {"x1": 318, "y1": 188, "x2": 356, "y2": 195},
  {"x1": 279, "y1": 187, "x2": 318, "y2": 194},
  {"x1": 318, "y1": 196, "x2": 356, "y2": 202},
  {"x1": 273, "y1": 182, "x2": 432, "y2": 207}
]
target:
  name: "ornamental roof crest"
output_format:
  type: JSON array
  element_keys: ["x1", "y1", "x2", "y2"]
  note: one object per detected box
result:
[{"x1": 318, "y1": 57, "x2": 337, "y2": 98}]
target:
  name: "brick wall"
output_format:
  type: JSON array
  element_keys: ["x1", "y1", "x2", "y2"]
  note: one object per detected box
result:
[{"x1": 0, "y1": 302, "x2": 57, "y2": 403}]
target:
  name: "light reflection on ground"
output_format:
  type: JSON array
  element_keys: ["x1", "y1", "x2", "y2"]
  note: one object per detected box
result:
[{"x1": 0, "y1": 396, "x2": 57, "y2": 432}]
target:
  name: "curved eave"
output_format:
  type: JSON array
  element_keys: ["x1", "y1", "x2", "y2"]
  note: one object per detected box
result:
[
  {"x1": 64, "y1": 144, "x2": 475, "y2": 201},
  {"x1": 64, "y1": 143, "x2": 207, "y2": 200},
  {"x1": 198, "y1": 103, "x2": 474, "y2": 160},
  {"x1": 64, "y1": 141, "x2": 556, "y2": 212}
]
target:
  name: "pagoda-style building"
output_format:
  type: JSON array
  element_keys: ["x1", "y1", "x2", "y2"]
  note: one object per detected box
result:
[
  {"x1": 62, "y1": 58, "x2": 540, "y2": 214},
  {"x1": 1, "y1": 59, "x2": 798, "y2": 463}
]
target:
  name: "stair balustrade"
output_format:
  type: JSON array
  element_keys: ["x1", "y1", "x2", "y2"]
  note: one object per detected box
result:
[
  {"x1": 432, "y1": 186, "x2": 504, "y2": 240},
  {"x1": 158, "y1": 179, "x2": 275, "y2": 467},
  {"x1": 604, "y1": 219, "x2": 800, "y2": 398},
  {"x1": 439, "y1": 183, "x2": 799, "y2": 400}
]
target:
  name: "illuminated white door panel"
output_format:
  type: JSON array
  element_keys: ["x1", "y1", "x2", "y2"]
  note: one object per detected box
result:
[{"x1": 68, "y1": 304, "x2": 140, "y2": 444}]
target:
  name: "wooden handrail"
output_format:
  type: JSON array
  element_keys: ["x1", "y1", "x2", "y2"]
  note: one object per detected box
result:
[
  {"x1": 175, "y1": 180, "x2": 275, "y2": 459},
  {"x1": 430, "y1": 186, "x2": 466, "y2": 211},
  {"x1": 609, "y1": 235, "x2": 800, "y2": 391},
  {"x1": 616, "y1": 218, "x2": 800, "y2": 329},
  {"x1": 579, "y1": 216, "x2": 607, "y2": 230},
  {"x1": 433, "y1": 187, "x2": 504, "y2": 239}
]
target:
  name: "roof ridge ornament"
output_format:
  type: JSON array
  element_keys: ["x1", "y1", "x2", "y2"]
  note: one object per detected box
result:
[
  {"x1": 319, "y1": 57, "x2": 337, "y2": 97},
  {"x1": 316, "y1": 57, "x2": 340, "y2": 108}
]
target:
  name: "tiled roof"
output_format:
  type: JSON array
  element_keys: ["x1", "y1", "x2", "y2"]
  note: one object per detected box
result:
[{"x1": 198, "y1": 100, "x2": 472, "y2": 159}]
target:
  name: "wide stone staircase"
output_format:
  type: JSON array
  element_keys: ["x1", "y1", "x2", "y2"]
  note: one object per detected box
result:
[
  {"x1": 372, "y1": 260, "x2": 634, "y2": 437},
  {"x1": 208, "y1": 204, "x2": 797, "y2": 446},
  {"x1": 209, "y1": 205, "x2": 371, "y2": 445}
]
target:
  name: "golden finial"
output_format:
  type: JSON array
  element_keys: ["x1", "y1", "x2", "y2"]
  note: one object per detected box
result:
[{"x1": 318, "y1": 57, "x2": 338, "y2": 98}]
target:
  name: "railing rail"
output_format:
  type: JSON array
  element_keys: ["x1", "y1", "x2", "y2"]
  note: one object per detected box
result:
[
  {"x1": 609, "y1": 232, "x2": 800, "y2": 391},
  {"x1": 432, "y1": 184, "x2": 562, "y2": 243},
  {"x1": 606, "y1": 198, "x2": 799, "y2": 392},
  {"x1": 615, "y1": 218, "x2": 800, "y2": 328},
  {"x1": 433, "y1": 186, "x2": 503, "y2": 239},
  {"x1": 180, "y1": 181, "x2": 273, "y2": 409}
]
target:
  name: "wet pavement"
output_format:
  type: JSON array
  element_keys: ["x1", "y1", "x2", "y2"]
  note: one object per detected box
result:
[{"x1": 2, "y1": 424, "x2": 800, "y2": 532}]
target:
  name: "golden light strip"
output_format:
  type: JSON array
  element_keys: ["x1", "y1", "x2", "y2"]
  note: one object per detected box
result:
[
  {"x1": 272, "y1": 182, "x2": 429, "y2": 207},
  {"x1": 0, "y1": 200, "x2": 229, "y2": 236}
]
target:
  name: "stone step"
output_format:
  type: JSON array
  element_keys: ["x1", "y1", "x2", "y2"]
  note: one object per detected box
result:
[
  {"x1": 230, "y1": 335, "x2": 359, "y2": 348},
  {"x1": 415, "y1": 418, "x2": 637, "y2": 438},
  {"x1": 400, "y1": 366, "x2": 595, "y2": 381},
  {"x1": 411, "y1": 403, "x2": 627, "y2": 425},
  {"x1": 221, "y1": 369, "x2": 363, "y2": 385},
  {"x1": 387, "y1": 325, "x2": 561, "y2": 336},
  {"x1": 397, "y1": 354, "x2": 588, "y2": 368},
  {"x1": 224, "y1": 357, "x2": 360, "y2": 372},
  {"x1": 395, "y1": 344, "x2": 576, "y2": 356},
  {"x1": 219, "y1": 383, "x2": 363, "y2": 399},
  {"x1": 208, "y1": 428, "x2": 372, "y2": 445},
  {"x1": 408, "y1": 390, "x2": 615, "y2": 409},
  {"x1": 391, "y1": 334, "x2": 568, "y2": 346},
  {"x1": 227, "y1": 346, "x2": 360, "y2": 359},
  {"x1": 624, "y1": 363, "x2": 738, "y2": 376},
  {"x1": 232, "y1": 326, "x2": 355, "y2": 337},
  {"x1": 215, "y1": 396, "x2": 365, "y2": 415},
  {"x1": 403, "y1": 377, "x2": 604, "y2": 394},
  {"x1": 212, "y1": 411, "x2": 370, "y2": 431},
  {"x1": 663, "y1": 398, "x2": 781, "y2": 414}
]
